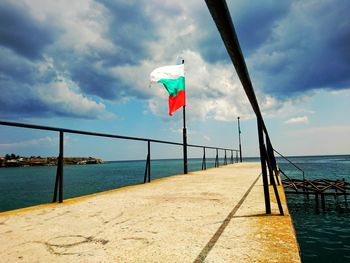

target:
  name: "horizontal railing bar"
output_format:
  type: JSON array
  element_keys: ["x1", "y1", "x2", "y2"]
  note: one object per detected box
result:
[
  {"x1": 284, "y1": 191, "x2": 350, "y2": 195},
  {"x1": 273, "y1": 149, "x2": 305, "y2": 179},
  {"x1": 0, "y1": 120, "x2": 239, "y2": 152},
  {"x1": 187, "y1": 144, "x2": 237, "y2": 151}
]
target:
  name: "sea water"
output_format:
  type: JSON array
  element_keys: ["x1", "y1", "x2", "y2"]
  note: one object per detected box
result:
[
  {"x1": 278, "y1": 155, "x2": 350, "y2": 263},
  {"x1": 0, "y1": 155, "x2": 349, "y2": 262},
  {"x1": 0, "y1": 158, "x2": 215, "y2": 212}
]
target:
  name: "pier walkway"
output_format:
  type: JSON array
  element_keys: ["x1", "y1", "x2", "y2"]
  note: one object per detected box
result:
[{"x1": 0, "y1": 163, "x2": 300, "y2": 262}]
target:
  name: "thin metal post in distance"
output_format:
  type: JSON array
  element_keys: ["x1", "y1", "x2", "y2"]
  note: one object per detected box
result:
[
  {"x1": 215, "y1": 149, "x2": 219, "y2": 167},
  {"x1": 58, "y1": 131, "x2": 64, "y2": 203},
  {"x1": 238, "y1": 117, "x2": 242, "y2": 162},
  {"x1": 147, "y1": 141, "x2": 151, "y2": 182},
  {"x1": 53, "y1": 131, "x2": 64, "y2": 203},
  {"x1": 144, "y1": 141, "x2": 151, "y2": 183},
  {"x1": 183, "y1": 106, "x2": 188, "y2": 175},
  {"x1": 202, "y1": 147, "x2": 206, "y2": 170}
]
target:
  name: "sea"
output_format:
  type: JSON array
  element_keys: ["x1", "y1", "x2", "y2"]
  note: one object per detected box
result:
[{"x1": 0, "y1": 155, "x2": 349, "y2": 262}]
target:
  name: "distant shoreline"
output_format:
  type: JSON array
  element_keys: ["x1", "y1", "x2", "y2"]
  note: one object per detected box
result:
[
  {"x1": 1, "y1": 154, "x2": 348, "y2": 168},
  {"x1": 0, "y1": 156, "x2": 103, "y2": 168}
]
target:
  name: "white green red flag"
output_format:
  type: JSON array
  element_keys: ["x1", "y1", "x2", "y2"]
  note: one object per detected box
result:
[{"x1": 150, "y1": 64, "x2": 186, "y2": 116}]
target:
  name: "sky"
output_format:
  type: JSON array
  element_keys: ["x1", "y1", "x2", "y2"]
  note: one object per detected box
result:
[{"x1": 0, "y1": 0, "x2": 349, "y2": 161}]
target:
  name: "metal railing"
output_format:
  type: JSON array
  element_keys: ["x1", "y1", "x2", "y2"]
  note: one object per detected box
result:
[
  {"x1": 205, "y1": 0, "x2": 284, "y2": 215},
  {"x1": 0, "y1": 120, "x2": 240, "y2": 204},
  {"x1": 273, "y1": 149, "x2": 305, "y2": 180}
]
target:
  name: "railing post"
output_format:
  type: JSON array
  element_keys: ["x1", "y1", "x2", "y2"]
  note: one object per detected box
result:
[
  {"x1": 257, "y1": 118, "x2": 271, "y2": 214},
  {"x1": 183, "y1": 107, "x2": 188, "y2": 174},
  {"x1": 238, "y1": 116, "x2": 243, "y2": 162},
  {"x1": 215, "y1": 148, "x2": 219, "y2": 167},
  {"x1": 265, "y1": 133, "x2": 280, "y2": 185},
  {"x1": 265, "y1": 146, "x2": 274, "y2": 186},
  {"x1": 264, "y1": 146, "x2": 284, "y2": 215},
  {"x1": 230, "y1": 150, "x2": 233, "y2": 164},
  {"x1": 224, "y1": 150, "x2": 227, "y2": 165},
  {"x1": 201, "y1": 147, "x2": 206, "y2": 170},
  {"x1": 144, "y1": 140, "x2": 151, "y2": 183},
  {"x1": 53, "y1": 131, "x2": 64, "y2": 203}
]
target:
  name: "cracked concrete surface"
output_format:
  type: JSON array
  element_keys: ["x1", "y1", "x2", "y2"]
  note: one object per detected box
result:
[{"x1": 0, "y1": 163, "x2": 300, "y2": 262}]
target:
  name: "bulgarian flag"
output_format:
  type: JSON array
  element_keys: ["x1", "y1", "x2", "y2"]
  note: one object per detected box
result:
[{"x1": 150, "y1": 64, "x2": 186, "y2": 116}]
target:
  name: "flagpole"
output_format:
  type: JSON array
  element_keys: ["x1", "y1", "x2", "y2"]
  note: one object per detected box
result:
[{"x1": 182, "y1": 59, "x2": 188, "y2": 174}]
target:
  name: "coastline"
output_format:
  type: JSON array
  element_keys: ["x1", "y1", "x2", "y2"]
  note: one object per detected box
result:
[{"x1": 0, "y1": 156, "x2": 103, "y2": 168}]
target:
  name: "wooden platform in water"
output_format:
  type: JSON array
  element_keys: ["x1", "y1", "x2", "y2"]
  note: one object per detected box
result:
[{"x1": 0, "y1": 163, "x2": 300, "y2": 262}]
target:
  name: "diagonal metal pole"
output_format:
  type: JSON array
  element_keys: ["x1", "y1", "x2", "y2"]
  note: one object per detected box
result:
[
  {"x1": 257, "y1": 118, "x2": 271, "y2": 214},
  {"x1": 205, "y1": 0, "x2": 280, "y2": 214}
]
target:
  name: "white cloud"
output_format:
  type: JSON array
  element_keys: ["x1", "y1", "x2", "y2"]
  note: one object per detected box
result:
[
  {"x1": 35, "y1": 78, "x2": 110, "y2": 119},
  {"x1": 4, "y1": 0, "x2": 349, "y2": 124},
  {"x1": 0, "y1": 136, "x2": 57, "y2": 148},
  {"x1": 285, "y1": 116, "x2": 309, "y2": 124},
  {"x1": 330, "y1": 89, "x2": 350, "y2": 96}
]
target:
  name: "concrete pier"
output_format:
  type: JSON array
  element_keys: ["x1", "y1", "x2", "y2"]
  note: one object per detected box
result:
[{"x1": 0, "y1": 163, "x2": 300, "y2": 262}]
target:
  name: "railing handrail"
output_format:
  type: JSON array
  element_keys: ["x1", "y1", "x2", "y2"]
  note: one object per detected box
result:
[
  {"x1": 1, "y1": 120, "x2": 240, "y2": 204},
  {"x1": 273, "y1": 149, "x2": 305, "y2": 180},
  {"x1": 0, "y1": 120, "x2": 239, "y2": 152}
]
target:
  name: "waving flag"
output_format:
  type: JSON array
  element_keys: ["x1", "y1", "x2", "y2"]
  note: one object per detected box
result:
[{"x1": 150, "y1": 64, "x2": 186, "y2": 116}]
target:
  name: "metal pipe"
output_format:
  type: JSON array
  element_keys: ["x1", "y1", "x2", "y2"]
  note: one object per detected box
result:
[
  {"x1": 148, "y1": 141, "x2": 151, "y2": 182},
  {"x1": 273, "y1": 149, "x2": 305, "y2": 180},
  {"x1": 144, "y1": 140, "x2": 151, "y2": 183},
  {"x1": 204, "y1": 0, "x2": 264, "y2": 120},
  {"x1": 183, "y1": 106, "x2": 188, "y2": 174},
  {"x1": 202, "y1": 147, "x2": 206, "y2": 170},
  {"x1": 182, "y1": 59, "x2": 188, "y2": 175},
  {"x1": 58, "y1": 131, "x2": 64, "y2": 203},
  {"x1": 238, "y1": 117, "x2": 242, "y2": 162},
  {"x1": 0, "y1": 120, "x2": 238, "y2": 152},
  {"x1": 257, "y1": 118, "x2": 271, "y2": 214}
]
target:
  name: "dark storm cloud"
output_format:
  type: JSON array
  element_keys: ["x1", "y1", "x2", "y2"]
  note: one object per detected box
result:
[
  {"x1": 0, "y1": 48, "x2": 36, "y2": 84},
  {"x1": 0, "y1": 79, "x2": 49, "y2": 118},
  {"x1": 0, "y1": 1, "x2": 55, "y2": 60},
  {"x1": 2, "y1": 0, "x2": 349, "y2": 120},
  {"x1": 249, "y1": 0, "x2": 350, "y2": 97},
  {"x1": 71, "y1": 61, "x2": 130, "y2": 100},
  {"x1": 96, "y1": 0, "x2": 157, "y2": 66},
  {"x1": 229, "y1": 1, "x2": 291, "y2": 56},
  {"x1": 197, "y1": 0, "x2": 291, "y2": 63},
  {"x1": 0, "y1": 0, "x2": 158, "y2": 118},
  {"x1": 64, "y1": 0, "x2": 158, "y2": 100},
  {"x1": 198, "y1": 0, "x2": 350, "y2": 97},
  {"x1": 0, "y1": 48, "x2": 58, "y2": 118},
  {"x1": 195, "y1": 5, "x2": 229, "y2": 63}
]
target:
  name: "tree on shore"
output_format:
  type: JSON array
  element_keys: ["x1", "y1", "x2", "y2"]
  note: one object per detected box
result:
[{"x1": 5, "y1": 154, "x2": 20, "y2": 160}]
